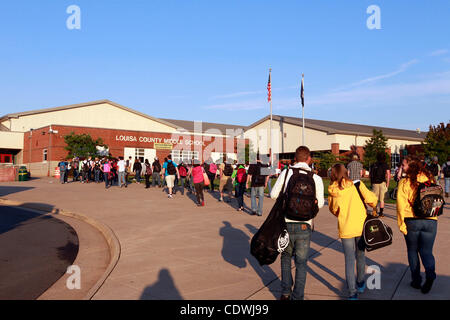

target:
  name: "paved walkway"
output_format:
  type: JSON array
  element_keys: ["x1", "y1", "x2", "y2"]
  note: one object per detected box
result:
[{"x1": 0, "y1": 178, "x2": 449, "y2": 300}]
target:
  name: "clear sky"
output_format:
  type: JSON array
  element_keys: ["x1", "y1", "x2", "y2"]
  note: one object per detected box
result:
[{"x1": 0, "y1": 0, "x2": 449, "y2": 131}]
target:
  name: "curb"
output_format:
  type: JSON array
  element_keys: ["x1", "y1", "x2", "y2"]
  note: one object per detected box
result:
[{"x1": 0, "y1": 198, "x2": 121, "y2": 300}]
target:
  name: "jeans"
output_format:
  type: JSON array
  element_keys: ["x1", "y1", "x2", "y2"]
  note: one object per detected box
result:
[
  {"x1": 104, "y1": 172, "x2": 110, "y2": 188},
  {"x1": 145, "y1": 174, "x2": 150, "y2": 188},
  {"x1": 135, "y1": 170, "x2": 141, "y2": 183},
  {"x1": 207, "y1": 173, "x2": 216, "y2": 191},
  {"x1": 179, "y1": 177, "x2": 186, "y2": 195},
  {"x1": 251, "y1": 186, "x2": 264, "y2": 215},
  {"x1": 95, "y1": 169, "x2": 100, "y2": 183},
  {"x1": 235, "y1": 183, "x2": 246, "y2": 208},
  {"x1": 281, "y1": 223, "x2": 312, "y2": 300},
  {"x1": 73, "y1": 169, "x2": 79, "y2": 182},
  {"x1": 404, "y1": 219, "x2": 437, "y2": 283},
  {"x1": 341, "y1": 237, "x2": 366, "y2": 296},
  {"x1": 118, "y1": 171, "x2": 126, "y2": 186},
  {"x1": 445, "y1": 177, "x2": 450, "y2": 194},
  {"x1": 152, "y1": 172, "x2": 161, "y2": 187},
  {"x1": 59, "y1": 170, "x2": 66, "y2": 184}
]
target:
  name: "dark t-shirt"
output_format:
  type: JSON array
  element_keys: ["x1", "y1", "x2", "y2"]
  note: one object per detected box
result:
[
  {"x1": 370, "y1": 161, "x2": 389, "y2": 184},
  {"x1": 248, "y1": 162, "x2": 269, "y2": 187}
]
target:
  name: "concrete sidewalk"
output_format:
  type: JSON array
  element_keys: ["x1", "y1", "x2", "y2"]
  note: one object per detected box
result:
[{"x1": 0, "y1": 178, "x2": 449, "y2": 300}]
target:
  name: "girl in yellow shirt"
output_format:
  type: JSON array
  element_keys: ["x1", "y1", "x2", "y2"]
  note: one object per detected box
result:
[
  {"x1": 328, "y1": 164, "x2": 378, "y2": 300},
  {"x1": 396, "y1": 159, "x2": 438, "y2": 294}
]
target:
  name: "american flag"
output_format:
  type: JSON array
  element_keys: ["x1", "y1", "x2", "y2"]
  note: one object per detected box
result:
[
  {"x1": 267, "y1": 72, "x2": 271, "y2": 102},
  {"x1": 300, "y1": 74, "x2": 304, "y2": 107}
]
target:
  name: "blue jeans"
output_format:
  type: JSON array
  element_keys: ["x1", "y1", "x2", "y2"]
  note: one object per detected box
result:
[
  {"x1": 281, "y1": 223, "x2": 312, "y2": 300},
  {"x1": 341, "y1": 237, "x2": 366, "y2": 296},
  {"x1": 152, "y1": 172, "x2": 161, "y2": 187},
  {"x1": 118, "y1": 171, "x2": 126, "y2": 186},
  {"x1": 95, "y1": 169, "x2": 100, "y2": 182},
  {"x1": 135, "y1": 170, "x2": 141, "y2": 183},
  {"x1": 235, "y1": 183, "x2": 246, "y2": 208},
  {"x1": 445, "y1": 177, "x2": 450, "y2": 194},
  {"x1": 251, "y1": 187, "x2": 264, "y2": 215},
  {"x1": 404, "y1": 219, "x2": 437, "y2": 283},
  {"x1": 59, "y1": 170, "x2": 66, "y2": 184},
  {"x1": 179, "y1": 177, "x2": 186, "y2": 195},
  {"x1": 73, "y1": 169, "x2": 79, "y2": 182},
  {"x1": 104, "y1": 172, "x2": 110, "y2": 188}
]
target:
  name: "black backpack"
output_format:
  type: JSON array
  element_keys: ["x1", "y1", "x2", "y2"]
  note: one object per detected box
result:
[
  {"x1": 250, "y1": 172, "x2": 290, "y2": 266},
  {"x1": 223, "y1": 163, "x2": 233, "y2": 176},
  {"x1": 153, "y1": 161, "x2": 161, "y2": 173},
  {"x1": 413, "y1": 181, "x2": 445, "y2": 218},
  {"x1": 284, "y1": 168, "x2": 319, "y2": 221},
  {"x1": 428, "y1": 163, "x2": 439, "y2": 176},
  {"x1": 444, "y1": 164, "x2": 450, "y2": 177},
  {"x1": 167, "y1": 161, "x2": 177, "y2": 175},
  {"x1": 354, "y1": 181, "x2": 393, "y2": 252},
  {"x1": 370, "y1": 162, "x2": 386, "y2": 184}
]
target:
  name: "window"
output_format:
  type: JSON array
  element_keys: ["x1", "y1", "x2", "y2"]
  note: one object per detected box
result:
[
  {"x1": 43, "y1": 149, "x2": 48, "y2": 162},
  {"x1": 135, "y1": 148, "x2": 145, "y2": 163},
  {"x1": 391, "y1": 153, "x2": 400, "y2": 169},
  {"x1": 171, "y1": 150, "x2": 199, "y2": 164}
]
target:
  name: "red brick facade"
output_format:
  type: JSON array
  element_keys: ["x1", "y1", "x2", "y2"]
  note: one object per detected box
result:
[{"x1": 23, "y1": 125, "x2": 247, "y2": 165}]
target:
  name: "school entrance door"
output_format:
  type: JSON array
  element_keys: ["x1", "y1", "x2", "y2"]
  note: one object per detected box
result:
[{"x1": 124, "y1": 148, "x2": 156, "y2": 163}]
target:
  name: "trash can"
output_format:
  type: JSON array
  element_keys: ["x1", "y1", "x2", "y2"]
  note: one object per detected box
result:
[{"x1": 18, "y1": 167, "x2": 29, "y2": 181}]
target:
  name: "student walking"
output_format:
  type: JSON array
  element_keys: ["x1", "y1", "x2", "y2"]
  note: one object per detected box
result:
[
  {"x1": 102, "y1": 159, "x2": 112, "y2": 189},
  {"x1": 58, "y1": 158, "x2": 67, "y2": 184},
  {"x1": 232, "y1": 163, "x2": 247, "y2": 211},
  {"x1": 246, "y1": 156, "x2": 269, "y2": 216},
  {"x1": 133, "y1": 158, "x2": 142, "y2": 184},
  {"x1": 118, "y1": 156, "x2": 127, "y2": 188},
  {"x1": 188, "y1": 160, "x2": 206, "y2": 206},
  {"x1": 162, "y1": 155, "x2": 180, "y2": 199},
  {"x1": 270, "y1": 146, "x2": 324, "y2": 300},
  {"x1": 369, "y1": 152, "x2": 391, "y2": 217},
  {"x1": 328, "y1": 163, "x2": 378, "y2": 300},
  {"x1": 442, "y1": 156, "x2": 450, "y2": 198},
  {"x1": 144, "y1": 159, "x2": 152, "y2": 189},
  {"x1": 206, "y1": 159, "x2": 218, "y2": 193},
  {"x1": 94, "y1": 158, "x2": 101, "y2": 183},
  {"x1": 178, "y1": 161, "x2": 188, "y2": 195},
  {"x1": 397, "y1": 159, "x2": 440, "y2": 294},
  {"x1": 72, "y1": 158, "x2": 79, "y2": 182},
  {"x1": 347, "y1": 154, "x2": 364, "y2": 181},
  {"x1": 218, "y1": 159, "x2": 234, "y2": 202},
  {"x1": 152, "y1": 157, "x2": 162, "y2": 187},
  {"x1": 81, "y1": 159, "x2": 90, "y2": 183}
]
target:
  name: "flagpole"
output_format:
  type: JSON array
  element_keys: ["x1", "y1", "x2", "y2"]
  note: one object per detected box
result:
[
  {"x1": 269, "y1": 68, "x2": 273, "y2": 165},
  {"x1": 302, "y1": 74, "x2": 305, "y2": 146}
]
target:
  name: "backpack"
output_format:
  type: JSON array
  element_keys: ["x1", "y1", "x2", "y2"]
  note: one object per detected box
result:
[
  {"x1": 83, "y1": 162, "x2": 89, "y2": 172},
  {"x1": 179, "y1": 165, "x2": 187, "y2": 177},
  {"x1": 223, "y1": 163, "x2": 233, "y2": 176},
  {"x1": 145, "y1": 164, "x2": 152, "y2": 175},
  {"x1": 167, "y1": 161, "x2": 177, "y2": 175},
  {"x1": 236, "y1": 167, "x2": 247, "y2": 184},
  {"x1": 59, "y1": 162, "x2": 66, "y2": 171},
  {"x1": 209, "y1": 163, "x2": 217, "y2": 174},
  {"x1": 354, "y1": 181, "x2": 393, "y2": 251},
  {"x1": 370, "y1": 162, "x2": 386, "y2": 184},
  {"x1": 153, "y1": 161, "x2": 161, "y2": 173},
  {"x1": 250, "y1": 173, "x2": 290, "y2": 266},
  {"x1": 428, "y1": 163, "x2": 439, "y2": 176},
  {"x1": 284, "y1": 168, "x2": 319, "y2": 221},
  {"x1": 413, "y1": 181, "x2": 445, "y2": 218},
  {"x1": 444, "y1": 164, "x2": 450, "y2": 178}
]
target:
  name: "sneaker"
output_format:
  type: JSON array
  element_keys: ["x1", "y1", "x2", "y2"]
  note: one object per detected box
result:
[
  {"x1": 279, "y1": 294, "x2": 290, "y2": 301},
  {"x1": 168, "y1": 194, "x2": 173, "y2": 199},
  {"x1": 357, "y1": 281, "x2": 366, "y2": 294},
  {"x1": 201, "y1": 201, "x2": 205, "y2": 207},
  {"x1": 348, "y1": 294, "x2": 358, "y2": 300},
  {"x1": 219, "y1": 198, "x2": 223, "y2": 202},
  {"x1": 421, "y1": 279, "x2": 434, "y2": 294}
]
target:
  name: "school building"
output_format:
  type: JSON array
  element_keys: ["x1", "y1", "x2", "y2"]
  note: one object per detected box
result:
[
  {"x1": 0, "y1": 100, "x2": 246, "y2": 177},
  {"x1": 0, "y1": 100, "x2": 427, "y2": 178},
  {"x1": 244, "y1": 115, "x2": 426, "y2": 169}
]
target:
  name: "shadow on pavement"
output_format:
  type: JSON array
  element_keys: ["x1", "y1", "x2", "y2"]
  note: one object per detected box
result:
[
  {"x1": 140, "y1": 268, "x2": 184, "y2": 300},
  {"x1": 220, "y1": 221, "x2": 280, "y2": 299},
  {"x1": 0, "y1": 186, "x2": 34, "y2": 197}
]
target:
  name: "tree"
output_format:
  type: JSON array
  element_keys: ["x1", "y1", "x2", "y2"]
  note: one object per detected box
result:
[
  {"x1": 313, "y1": 152, "x2": 346, "y2": 172},
  {"x1": 64, "y1": 132, "x2": 107, "y2": 159},
  {"x1": 422, "y1": 122, "x2": 450, "y2": 164},
  {"x1": 363, "y1": 129, "x2": 389, "y2": 169}
]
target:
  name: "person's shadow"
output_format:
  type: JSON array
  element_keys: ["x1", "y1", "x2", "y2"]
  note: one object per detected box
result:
[
  {"x1": 140, "y1": 268, "x2": 184, "y2": 300},
  {"x1": 219, "y1": 221, "x2": 281, "y2": 298}
]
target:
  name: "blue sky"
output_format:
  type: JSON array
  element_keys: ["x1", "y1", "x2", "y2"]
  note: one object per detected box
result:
[{"x1": 0, "y1": 0, "x2": 449, "y2": 131}]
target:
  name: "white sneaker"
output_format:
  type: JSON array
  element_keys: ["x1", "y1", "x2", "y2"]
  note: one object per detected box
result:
[{"x1": 168, "y1": 194, "x2": 173, "y2": 199}]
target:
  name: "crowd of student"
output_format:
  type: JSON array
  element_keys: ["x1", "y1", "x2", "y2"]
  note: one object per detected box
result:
[
  {"x1": 57, "y1": 154, "x2": 276, "y2": 214},
  {"x1": 57, "y1": 147, "x2": 446, "y2": 301}
]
